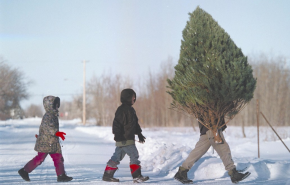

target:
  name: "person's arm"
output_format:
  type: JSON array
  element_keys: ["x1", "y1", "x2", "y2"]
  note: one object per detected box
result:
[
  {"x1": 134, "y1": 110, "x2": 145, "y2": 143},
  {"x1": 41, "y1": 114, "x2": 66, "y2": 140},
  {"x1": 135, "y1": 114, "x2": 142, "y2": 135},
  {"x1": 41, "y1": 114, "x2": 58, "y2": 136},
  {"x1": 123, "y1": 109, "x2": 133, "y2": 137},
  {"x1": 113, "y1": 109, "x2": 126, "y2": 141}
]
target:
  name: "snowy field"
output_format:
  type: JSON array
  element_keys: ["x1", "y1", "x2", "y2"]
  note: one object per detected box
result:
[{"x1": 1, "y1": 118, "x2": 290, "y2": 185}]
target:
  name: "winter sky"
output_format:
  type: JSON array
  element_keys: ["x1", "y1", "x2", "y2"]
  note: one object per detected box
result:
[{"x1": 1, "y1": 0, "x2": 290, "y2": 108}]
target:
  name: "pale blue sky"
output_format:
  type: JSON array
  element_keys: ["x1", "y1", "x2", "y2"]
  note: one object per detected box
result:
[{"x1": 1, "y1": 0, "x2": 290, "y2": 108}]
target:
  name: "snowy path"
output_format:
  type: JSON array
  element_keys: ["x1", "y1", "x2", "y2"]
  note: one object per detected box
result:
[
  {"x1": 0, "y1": 122, "x2": 177, "y2": 184},
  {"x1": 0, "y1": 124, "x2": 132, "y2": 184},
  {"x1": 1, "y1": 119, "x2": 290, "y2": 184}
]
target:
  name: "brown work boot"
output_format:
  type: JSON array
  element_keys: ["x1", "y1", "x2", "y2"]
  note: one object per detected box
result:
[
  {"x1": 228, "y1": 168, "x2": 250, "y2": 183},
  {"x1": 174, "y1": 166, "x2": 193, "y2": 184}
]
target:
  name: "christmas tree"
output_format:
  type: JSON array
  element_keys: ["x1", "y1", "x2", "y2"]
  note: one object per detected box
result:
[{"x1": 167, "y1": 7, "x2": 256, "y2": 143}]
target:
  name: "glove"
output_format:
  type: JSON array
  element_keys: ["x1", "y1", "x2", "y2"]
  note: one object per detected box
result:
[
  {"x1": 55, "y1": 131, "x2": 66, "y2": 141},
  {"x1": 138, "y1": 133, "x2": 146, "y2": 144},
  {"x1": 35, "y1": 134, "x2": 38, "y2": 138}
]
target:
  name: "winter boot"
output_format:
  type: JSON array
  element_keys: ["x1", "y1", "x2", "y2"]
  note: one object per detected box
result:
[
  {"x1": 57, "y1": 173, "x2": 73, "y2": 182},
  {"x1": 130, "y1": 164, "x2": 149, "y2": 183},
  {"x1": 102, "y1": 165, "x2": 119, "y2": 182},
  {"x1": 174, "y1": 166, "x2": 193, "y2": 184},
  {"x1": 228, "y1": 168, "x2": 251, "y2": 183},
  {"x1": 18, "y1": 168, "x2": 30, "y2": 181}
]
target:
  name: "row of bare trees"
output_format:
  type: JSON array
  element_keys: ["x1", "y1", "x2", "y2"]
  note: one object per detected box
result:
[
  {"x1": 55, "y1": 57, "x2": 195, "y2": 127},
  {"x1": 23, "y1": 55, "x2": 290, "y2": 129},
  {"x1": 133, "y1": 58, "x2": 194, "y2": 127},
  {"x1": 233, "y1": 55, "x2": 290, "y2": 128}
]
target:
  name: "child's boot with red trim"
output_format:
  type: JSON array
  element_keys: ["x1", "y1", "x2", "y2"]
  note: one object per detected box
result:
[
  {"x1": 102, "y1": 165, "x2": 119, "y2": 182},
  {"x1": 130, "y1": 164, "x2": 149, "y2": 183}
]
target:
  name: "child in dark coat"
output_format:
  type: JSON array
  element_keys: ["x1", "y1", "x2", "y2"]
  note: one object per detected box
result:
[
  {"x1": 102, "y1": 89, "x2": 149, "y2": 183},
  {"x1": 18, "y1": 96, "x2": 73, "y2": 182}
]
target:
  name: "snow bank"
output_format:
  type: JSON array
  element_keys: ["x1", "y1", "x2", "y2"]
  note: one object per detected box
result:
[
  {"x1": 0, "y1": 117, "x2": 42, "y2": 126},
  {"x1": 75, "y1": 125, "x2": 290, "y2": 183},
  {"x1": 1, "y1": 118, "x2": 289, "y2": 184}
]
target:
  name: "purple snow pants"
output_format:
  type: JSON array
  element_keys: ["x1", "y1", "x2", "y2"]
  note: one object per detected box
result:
[{"x1": 24, "y1": 152, "x2": 65, "y2": 176}]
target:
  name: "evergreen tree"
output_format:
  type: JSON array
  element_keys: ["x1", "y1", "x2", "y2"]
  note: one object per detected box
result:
[{"x1": 167, "y1": 7, "x2": 256, "y2": 142}]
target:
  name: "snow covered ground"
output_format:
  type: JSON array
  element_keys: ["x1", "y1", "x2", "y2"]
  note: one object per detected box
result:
[{"x1": 1, "y1": 118, "x2": 290, "y2": 184}]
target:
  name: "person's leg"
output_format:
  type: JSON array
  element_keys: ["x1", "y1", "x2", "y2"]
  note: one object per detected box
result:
[
  {"x1": 207, "y1": 130, "x2": 250, "y2": 183},
  {"x1": 206, "y1": 130, "x2": 235, "y2": 171},
  {"x1": 122, "y1": 144, "x2": 140, "y2": 165},
  {"x1": 107, "y1": 147, "x2": 126, "y2": 167},
  {"x1": 19, "y1": 152, "x2": 48, "y2": 181},
  {"x1": 103, "y1": 147, "x2": 126, "y2": 182},
  {"x1": 50, "y1": 153, "x2": 73, "y2": 182},
  {"x1": 181, "y1": 134, "x2": 211, "y2": 169},
  {"x1": 174, "y1": 135, "x2": 210, "y2": 184},
  {"x1": 24, "y1": 152, "x2": 48, "y2": 173},
  {"x1": 49, "y1": 153, "x2": 65, "y2": 176},
  {"x1": 123, "y1": 145, "x2": 148, "y2": 182}
]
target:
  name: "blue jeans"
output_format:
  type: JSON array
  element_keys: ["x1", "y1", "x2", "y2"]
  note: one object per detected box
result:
[{"x1": 107, "y1": 144, "x2": 140, "y2": 167}]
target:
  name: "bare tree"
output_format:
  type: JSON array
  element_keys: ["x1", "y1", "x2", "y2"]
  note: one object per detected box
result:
[
  {"x1": 0, "y1": 60, "x2": 30, "y2": 120},
  {"x1": 232, "y1": 54, "x2": 290, "y2": 136},
  {"x1": 134, "y1": 57, "x2": 196, "y2": 128},
  {"x1": 59, "y1": 54, "x2": 290, "y2": 139},
  {"x1": 86, "y1": 72, "x2": 133, "y2": 125},
  {"x1": 63, "y1": 58, "x2": 198, "y2": 128},
  {"x1": 25, "y1": 104, "x2": 43, "y2": 118}
]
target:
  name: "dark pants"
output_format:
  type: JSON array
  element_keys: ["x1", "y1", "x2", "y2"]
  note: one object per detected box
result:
[
  {"x1": 107, "y1": 144, "x2": 140, "y2": 167},
  {"x1": 24, "y1": 152, "x2": 65, "y2": 176}
]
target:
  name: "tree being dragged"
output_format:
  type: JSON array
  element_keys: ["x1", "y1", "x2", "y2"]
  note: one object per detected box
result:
[{"x1": 167, "y1": 7, "x2": 256, "y2": 143}]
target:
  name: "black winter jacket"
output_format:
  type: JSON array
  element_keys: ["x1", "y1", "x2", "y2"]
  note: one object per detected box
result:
[{"x1": 112, "y1": 89, "x2": 142, "y2": 142}]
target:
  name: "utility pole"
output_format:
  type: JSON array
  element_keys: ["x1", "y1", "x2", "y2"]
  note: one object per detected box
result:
[
  {"x1": 82, "y1": 60, "x2": 86, "y2": 125},
  {"x1": 256, "y1": 99, "x2": 260, "y2": 158}
]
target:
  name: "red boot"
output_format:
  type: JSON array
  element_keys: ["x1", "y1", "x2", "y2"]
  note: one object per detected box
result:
[
  {"x1": 102, "y1": 165, "x2": 119, "y2": 182},
  {"x1": 130, "y1": 164, "x2": 149, "y2": 183}
]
